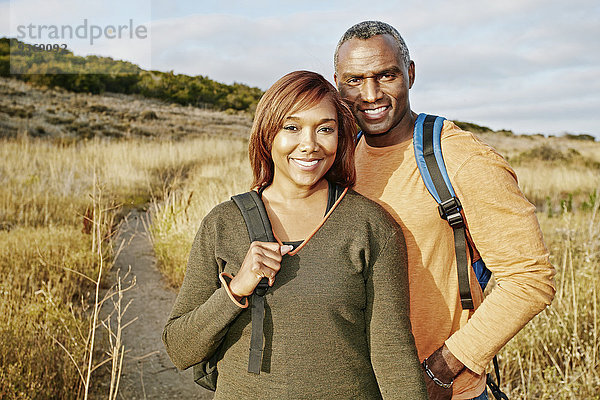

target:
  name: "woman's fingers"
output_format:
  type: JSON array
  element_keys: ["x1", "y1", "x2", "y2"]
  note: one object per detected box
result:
[
  {"x1": 280, "y1": 244, "x2": 294, "y2": 255},
  {"x1": 230, "y1": 241, "x2": 293, "y2": 296},
  {"x1": 250, "y1": 244, "x2": 293, "y2": 286}
]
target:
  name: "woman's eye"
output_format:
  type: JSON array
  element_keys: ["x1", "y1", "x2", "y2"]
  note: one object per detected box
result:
[
  {"x1": 283, "y1": 125, "x2": 298, "y2": 131},
  {"x1": 319, "y1": 126, "x2": 335, "y2": 133}
]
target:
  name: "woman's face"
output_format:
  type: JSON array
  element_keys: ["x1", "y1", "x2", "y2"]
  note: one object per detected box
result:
[{"x1": 271, "y1": 97, "x2": 338, "y2": 191}]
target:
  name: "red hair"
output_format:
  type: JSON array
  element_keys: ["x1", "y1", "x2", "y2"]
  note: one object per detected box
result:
[{"x1": 249, "y1": 70, "x2": 356, "y2": 190}]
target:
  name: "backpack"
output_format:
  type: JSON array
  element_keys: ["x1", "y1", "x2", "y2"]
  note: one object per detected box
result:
[
  {"x1": 357, "y1": 113, "x2": 508, "y2": 399},
  {"x1": 192, "y1": 190, "x2": 274, "y2": 391}
]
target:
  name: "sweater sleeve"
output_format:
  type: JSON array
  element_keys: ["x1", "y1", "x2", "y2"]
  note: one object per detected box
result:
[
  {"x1": 366, "y1": 229, "x2": 429, "y2": 399},
  {"x1": 445, "y1": 150, "x2": 556, "y2": 374},
  {"x1": 162, "y1": 210, "x2": 245, "y2": 370}
]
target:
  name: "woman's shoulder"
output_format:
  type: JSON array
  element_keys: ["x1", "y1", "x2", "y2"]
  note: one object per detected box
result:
[
  {"x1": 339, "y1": 189, "x2": 402, "y2": 233},
  {"x1": 203, "y1": 198, "x2": 236, "y2": 218},
  {"x1": 197, "y1": 197, "x2": 242, "y2": 232},
  {"x1": 342, "y1": 188, "x2": 393, "y2": 213}
]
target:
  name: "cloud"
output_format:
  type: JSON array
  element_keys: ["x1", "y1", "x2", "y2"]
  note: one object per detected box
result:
[
  {"x1": 1, "y1": 0, "x2": 598, "y2": 137},
  {"x1": 147, "y1": 11, "x2": 342, "y2": 86}
]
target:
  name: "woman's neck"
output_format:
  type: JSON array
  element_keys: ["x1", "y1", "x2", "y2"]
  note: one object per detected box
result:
[
  {"x1": 263, "y1": 178, "x2": 328, "y2": 204},
  {"x1": 262, "y1": 178, "x2": 329, "y2": 242}
]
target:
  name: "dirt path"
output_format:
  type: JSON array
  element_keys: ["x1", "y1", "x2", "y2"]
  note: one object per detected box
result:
[{"x1": 110, "y1": 210, "x2": 213, "y2": 399}]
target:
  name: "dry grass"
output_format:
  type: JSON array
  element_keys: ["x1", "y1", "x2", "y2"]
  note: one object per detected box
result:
[
  {"x1": 498, "y1": 198, "x2": 600, "y2": 399},
  {"x1": 0, "y1": 133, "x2": 247, "y2": 398},
  {"x1": 479, "y1": 131, "x2": 600, "y2": 212},
  {"x1": 148, "y1": 137, "x2": 251, "y2": 286},
  {"x1": 0, "y1": 225, "x2": 97, "y2": 398}
]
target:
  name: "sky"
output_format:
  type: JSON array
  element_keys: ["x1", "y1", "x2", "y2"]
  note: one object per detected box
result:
[{"x1": 1, "y1": 0, "x2": 599, "y2": 138}]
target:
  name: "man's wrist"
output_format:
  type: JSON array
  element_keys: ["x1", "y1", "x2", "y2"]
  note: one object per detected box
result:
[
  {"x1": 422, "y1": 357, "x2": 453, "y2": 388},
  {"x1": 424, "y1": 344, "x2": 466, "y2": 383},
  {"x1": 441, "y1": 344, "x2": 466, "y2": 377}
]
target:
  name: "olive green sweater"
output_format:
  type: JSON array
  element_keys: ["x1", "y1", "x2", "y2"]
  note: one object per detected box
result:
[{"x1": 162, "y1": 190, "x2": 427, "y2": 399}]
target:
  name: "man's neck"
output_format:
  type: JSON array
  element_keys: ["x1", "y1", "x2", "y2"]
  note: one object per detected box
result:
[{"x1": 364, "y1": 111, "x2": 417, "y2": 147}]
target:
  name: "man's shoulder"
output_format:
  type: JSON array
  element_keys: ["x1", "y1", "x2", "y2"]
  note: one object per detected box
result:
[
  {"x1": 440, "y1": 120, "x2": 494, "y2": 154},
  {"x1": 439, "y1": 119, "x2": 509, "y2": 175}
]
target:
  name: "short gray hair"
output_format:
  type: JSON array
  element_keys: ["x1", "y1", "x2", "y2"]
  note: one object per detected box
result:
[{"x1": 334, "y1": 21, "x2": 410, "y2": 71}]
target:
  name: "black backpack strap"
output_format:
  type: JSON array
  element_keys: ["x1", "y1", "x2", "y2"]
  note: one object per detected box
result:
[
  {"x1": 421, "y1": 114, "x2": 474, "y2": 310},
  {"x1": 232, "y1": 191, "x2": 275, "y2": 243},
  {"x1": 487, "y1": 355, "x2": 509, "y2": 399},
  {"x1": 325, "y1": 180, "x2": 346, "y2": 215},
  {"x1": 231, "y1": 191, "x2": 275, "y2": 375}
]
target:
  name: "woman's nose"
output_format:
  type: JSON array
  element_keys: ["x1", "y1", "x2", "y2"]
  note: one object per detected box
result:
[{"x1": 298, "y1": 129, "x2": 318, "y2": 153}]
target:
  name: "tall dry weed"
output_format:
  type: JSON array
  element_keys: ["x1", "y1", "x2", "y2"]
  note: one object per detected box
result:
[
  {"x1": 149, "y1": 136, "x2": 251, "y2": 286},
  {"x1": 498, "y1": 193, "x2": 600, "y2": 399},
  {"x1": 0, "y1": 135, "x2": 221, "y2": 398}
]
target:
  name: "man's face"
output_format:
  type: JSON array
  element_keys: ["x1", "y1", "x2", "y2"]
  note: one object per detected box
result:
[{"x1": 335, "y1": 34, "x2": 414, "y2": 139}]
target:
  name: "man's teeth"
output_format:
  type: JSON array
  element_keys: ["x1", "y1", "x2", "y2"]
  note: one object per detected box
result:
[
  {"x1": 364, "y1": 106, "x2": 387, "y2": 114},
  {"x1": 294, "y1": 159, "x2": 319, "y2": 167}
]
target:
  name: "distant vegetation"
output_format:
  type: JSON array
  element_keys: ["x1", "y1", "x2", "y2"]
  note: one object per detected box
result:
[
  {"x1": 562, "y1": 133, "x2": 596, "y2": 142},
  {"x1": 0, "y1": 38, "x2": 263, "y2": 112},
  {"x1": 453, "y1": 120, "x2": 517, "y2": 137}
]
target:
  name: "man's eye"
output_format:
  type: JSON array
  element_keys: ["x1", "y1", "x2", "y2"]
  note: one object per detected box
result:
[
  {"x1": 346, "y1": 77, "x2": 361, "y2": 85},
  {"x1": 379, "y1": 74, "x2": 396, "y2": 82}
]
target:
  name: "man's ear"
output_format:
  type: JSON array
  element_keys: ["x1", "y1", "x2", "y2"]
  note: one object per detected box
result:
[
  {"x1": 333, "y1": 73, "x2": 338, "y2": 87},
  {"x1": 408, "y1": 61, "x2": 415, "y2": 89}
]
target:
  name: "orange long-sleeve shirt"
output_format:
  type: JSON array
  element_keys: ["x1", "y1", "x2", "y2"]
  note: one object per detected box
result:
[{"x1": 354, "y1": 120, "x2": 556, "y2": 399}]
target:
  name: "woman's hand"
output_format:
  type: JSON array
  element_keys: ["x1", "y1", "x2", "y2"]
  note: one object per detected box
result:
[{"x1": 229, "y1": 242, "x2": 293, "y2": 299}]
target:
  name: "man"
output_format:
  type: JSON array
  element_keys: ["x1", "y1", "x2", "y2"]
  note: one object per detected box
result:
[{"x1": 334, "y1": 21, "x2": 555, "y2": 400}]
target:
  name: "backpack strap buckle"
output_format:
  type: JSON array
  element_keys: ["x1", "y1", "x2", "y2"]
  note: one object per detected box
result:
[
  {"x1": 254, "y1": 277, "x2": 269, "y2": 297},
  {"x1": 438, "y1": 197, "x2": 464, "y2": 228}
]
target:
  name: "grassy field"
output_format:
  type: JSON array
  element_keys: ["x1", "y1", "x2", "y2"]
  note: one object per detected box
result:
[
  {"x1": 0, "y1": 77, "x2": 250, "y2": 399},
  {"x1": 1, "y1": 75, "x2": 599, "y2": 398},
  {"x1": 0, "y1": 134, "x2": 252, "y2": 399}
]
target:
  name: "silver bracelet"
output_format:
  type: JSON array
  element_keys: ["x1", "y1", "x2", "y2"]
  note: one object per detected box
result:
[{"x1": 422, "y1": 357, "x2": 454, "y2": 389}]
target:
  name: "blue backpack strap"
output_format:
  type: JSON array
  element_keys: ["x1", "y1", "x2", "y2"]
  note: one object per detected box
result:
[
  {"x1": 414, "y1": 113, "x2": 474, "y2": 309},
  {"x1": 413, "y1": 113, "x2": 456, "y2": 203}
]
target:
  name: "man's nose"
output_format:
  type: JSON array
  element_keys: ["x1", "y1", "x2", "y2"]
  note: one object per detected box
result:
[{"x1": 361, "y1": 78, "x2": 382, "y2": 103}]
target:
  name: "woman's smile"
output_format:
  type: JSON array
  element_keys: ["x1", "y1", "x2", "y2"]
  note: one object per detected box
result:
[
  {"x1": 270, "y1": 97, "x2": 338, "y2": 191},
  {"x1": 290, "y1": 158, "x2": 322, "y2": 170}
]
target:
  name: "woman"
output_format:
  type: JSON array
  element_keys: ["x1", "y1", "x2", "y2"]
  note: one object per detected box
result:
[{"x1": 162, "y1": 71, "x2": 427, "y2": 399}]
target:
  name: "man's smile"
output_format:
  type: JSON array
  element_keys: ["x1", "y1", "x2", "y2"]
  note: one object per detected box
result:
[{"x1": 361, "y1": 105, "x2": 390, "y2": 120}]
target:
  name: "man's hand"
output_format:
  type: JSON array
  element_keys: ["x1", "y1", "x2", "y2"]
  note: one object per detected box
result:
[
  {"x1": 423, "y1": 344, "x2": 466, "y2": 400},
  {"x1": 423, "y1": 369, "x2": 453, "y2": 400}
]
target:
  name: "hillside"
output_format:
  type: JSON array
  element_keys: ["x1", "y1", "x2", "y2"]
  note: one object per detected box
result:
[
  {"x1": 0, "y1": 76, "x2": 252, "y2": 140},
  {"x1": 0, "y1": 38, "x2": 263, "y2": 112},
  {"x1": 1, "y1": 74, "x2": 598, "y2": 155}
]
